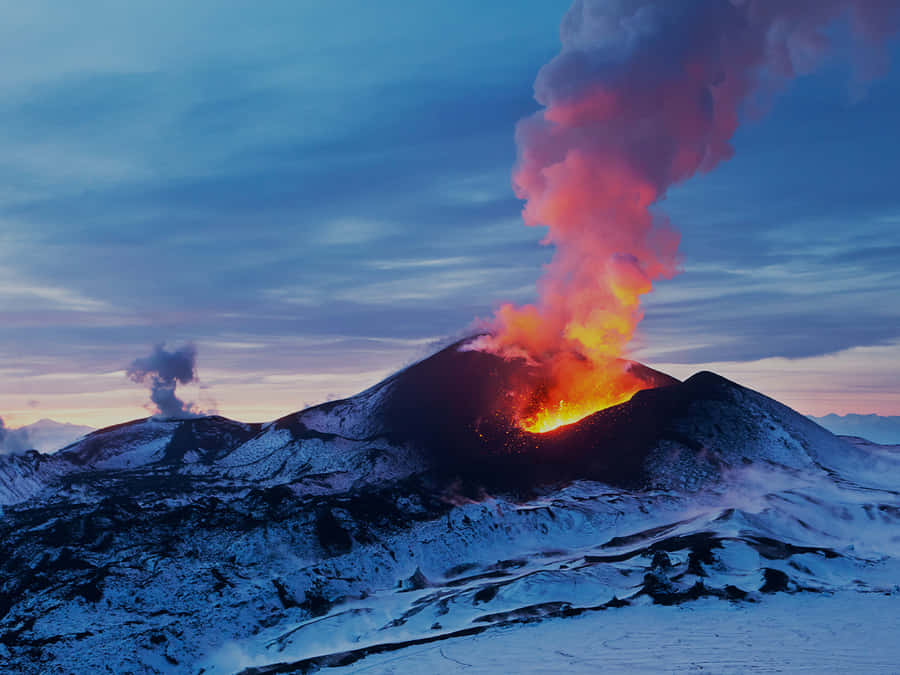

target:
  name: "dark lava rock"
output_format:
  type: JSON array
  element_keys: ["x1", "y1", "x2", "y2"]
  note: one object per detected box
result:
[
  {"x1": 315, "y1": 508, "x2": 353, "y2": 556},
  {"x1": 760, "y1": 568, "x2": 791, "y2": 593}
]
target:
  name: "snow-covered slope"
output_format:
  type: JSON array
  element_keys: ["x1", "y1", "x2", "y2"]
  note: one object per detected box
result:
[
  {"x1": 0, "y1": 341, "x2": 897, "y2": 673},
  {"x1": 319, "y1": 592, "x2": 900, "y2": 674},
  {"x1": 3, "y1": 458, "x2": 898, "y2": 673},
  {"x1": 0, "y1": 450, "x2": 75, "y2": 507}
]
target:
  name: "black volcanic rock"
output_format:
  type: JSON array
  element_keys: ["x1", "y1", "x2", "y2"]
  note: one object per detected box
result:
[
  {"x1": 292, "y1": 339, "x2": 682, "y2": 489},
  {"x1": 159, "y1": 416, "x2": 262, "y2": 464},
  {"x1": 377, "y1": 340, "x2": 678, "y2": 452},
  {"x1": 55, "y1": 415, "x2": 260, "y2": 469},
  {"x1": 430, "y1": 368, "x2": 854, "y2": 490}
]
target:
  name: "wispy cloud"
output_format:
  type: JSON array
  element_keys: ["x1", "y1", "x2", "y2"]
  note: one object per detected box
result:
[{"x1": 0, "y1": 280, "x2": 111, "y2": 312}]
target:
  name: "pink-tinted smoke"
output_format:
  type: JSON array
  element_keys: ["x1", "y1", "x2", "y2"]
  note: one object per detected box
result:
[{"x1": 475, "y1": 0, "x2": 900, "y2": 432}]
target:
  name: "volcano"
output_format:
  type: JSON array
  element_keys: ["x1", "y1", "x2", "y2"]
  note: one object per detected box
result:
[
  {"x1": 1, "y1": 340, "x2": 898, "y2": 673},
  {"x1": 0, "y1": 338, "x2": 872, "y2": 504},
  {"x1": 231, "y1": 338, "x2": 852, "y2": 492}
]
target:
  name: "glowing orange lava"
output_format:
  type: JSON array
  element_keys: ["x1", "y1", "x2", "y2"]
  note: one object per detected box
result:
[
  {"x1": 508, "y1": 352, "x2": 651, "y2": 433},
  {"x1": 519, "y1": 388, "x2": 637, "y2": 433}
]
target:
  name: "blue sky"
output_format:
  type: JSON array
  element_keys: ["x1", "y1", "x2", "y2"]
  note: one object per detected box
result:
[{"x1": 1, "y1": 0, "x2": 899, "y2": 426}]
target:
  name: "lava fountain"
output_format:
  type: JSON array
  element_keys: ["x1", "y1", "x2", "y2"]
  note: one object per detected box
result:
[{"x1": 473, "y1": 0, "x2": 900, "y2": 433}]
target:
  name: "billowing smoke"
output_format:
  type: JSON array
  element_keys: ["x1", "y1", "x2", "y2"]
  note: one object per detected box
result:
[
  {"x1": 476, "y1": 0, "x2": 900, "y2": 432},
  {"x1": 0, "y1": 417, "x2": 32, "y2": 454},
  {"x1": 127, "y1": 343, "x2": 201, "y2": 419}
]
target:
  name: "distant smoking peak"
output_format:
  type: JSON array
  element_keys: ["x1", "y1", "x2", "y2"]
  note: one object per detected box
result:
[
  {"x1": 127, "y1": 343, "x2": 200, "y2": 419},
  {"x1": 477, "y1": 0, "x2": 900, "y2": 432}
]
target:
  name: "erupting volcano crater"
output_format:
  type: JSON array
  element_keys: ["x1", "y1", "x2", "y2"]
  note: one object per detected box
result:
[{"x1": 461, "y1": 336, "x2": 675, "y2": 434}]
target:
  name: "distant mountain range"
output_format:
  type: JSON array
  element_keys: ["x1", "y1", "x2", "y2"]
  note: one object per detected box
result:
[
  {"x1": 810, "y1": 413, "x2": 900, "y2": 445},
  {"x1": 0, "y1": 418, "x2": 94, "y2": 454}
]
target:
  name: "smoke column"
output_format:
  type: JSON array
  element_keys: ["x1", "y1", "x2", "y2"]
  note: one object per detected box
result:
[
  {"x1": 127, "y1": 343, "x2": 201, "y2": 419},
  {"x1": 476, "y1": 0, "x2": 900, "y2": 432}
]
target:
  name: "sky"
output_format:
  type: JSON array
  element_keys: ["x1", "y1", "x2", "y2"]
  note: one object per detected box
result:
[{"x1": 1, "y1": 0, "x2": 899, "y2": 428}]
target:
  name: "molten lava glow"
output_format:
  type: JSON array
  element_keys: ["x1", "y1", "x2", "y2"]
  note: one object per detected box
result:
[
  {"x1": 518, "y1": 358, "x2": 646, "y2": 433},
  {"x1": 521, "y1": 395, "x2": 626, "y2": 434},
  {"x1": 475, "y1": 0, "x2": 900, "y2": 433}
]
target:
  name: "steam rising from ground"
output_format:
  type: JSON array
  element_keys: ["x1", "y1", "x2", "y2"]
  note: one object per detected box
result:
[
  {"x1": 127, "y1": 343, "x2": 201, "y2": 419},
  {"x1": 476, "y1": 0, "x2": 900, "y2": 430}
]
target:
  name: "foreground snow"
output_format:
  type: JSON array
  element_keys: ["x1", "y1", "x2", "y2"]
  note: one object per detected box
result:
[
  {"x1": 322, "y1": 593, "x2": 900, "y2": 674},
  {"x1": 5, "y1": 460, "x2": 899, "y2": 674}
]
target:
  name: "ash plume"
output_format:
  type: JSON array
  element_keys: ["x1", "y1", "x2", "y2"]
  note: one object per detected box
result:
[
  {"x1": 476, "y1": 0, "x2": 900, "y2": 429},
  {"x1": 127, "y1": 343, "x2": 201, "y2": 419},
  {"x1": 0, "y1": 417, "x2": 32, "y2": 454}
]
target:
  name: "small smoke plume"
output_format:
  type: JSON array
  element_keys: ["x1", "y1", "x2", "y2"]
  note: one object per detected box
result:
[
  {"x1": 0, "y1": 417, "x2": 32, "y2": 454},
  {"x1": 476, "y1": 0, "x2": 900, "y2": 431},
  {"x1": 127, "y1": 343, "x2": 201, "y2": 419}
]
